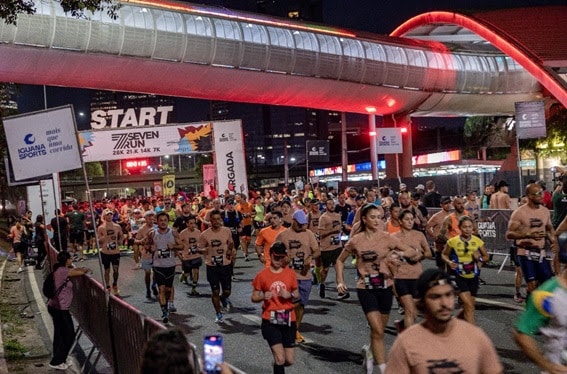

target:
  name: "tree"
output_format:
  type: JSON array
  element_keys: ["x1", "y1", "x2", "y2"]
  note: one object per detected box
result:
[{"x1": 0, "y1": 0, "x2": 118, "y2": 25}]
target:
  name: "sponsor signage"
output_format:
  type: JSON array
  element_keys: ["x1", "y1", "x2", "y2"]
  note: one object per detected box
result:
[
  {"x1": 306, "y1": 140, "x2": 330, "y2": 163},
  {"x1": 212, "y1": 120, "x2": 248, "y2": 197},
  {"x1": 515, "y1": 101, "x2": 546, "y2": 139},
  {"x1": 162, "y1": 175, "x2": 175, "y2": 196},
  {"x1": 3, "y1": 106, "x2": 82, "y2": 181},
  {"x1": 78, "y1": 122, "x2": 213, "y2": 162},
  {"x1": 376, "y1": 128, "x2": 403, "y2": 154},
  {"x1": 203, "y1": 164, "x2": 216, "y2": 198}
]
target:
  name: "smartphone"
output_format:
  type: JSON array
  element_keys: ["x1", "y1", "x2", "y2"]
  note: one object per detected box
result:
[{"x1": 203, "y1": 335, "x2": 223, "y2": 374}]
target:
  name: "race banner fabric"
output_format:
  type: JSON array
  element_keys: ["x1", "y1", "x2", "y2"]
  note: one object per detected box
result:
[
  {"x1": 212, "y1": 120, "x2": 249, "y2": 197},
  {"x1": 3, "y1": 106, "x2": 82, "y2": 181},
  {"x1": 162, "y1": 175, "x2": 175, "y2": 196},
  {"x1": 153, "y1": 181, "x2": 163, "y2": 196},
  {"x1": 78, "y1": 122, "x2": 213, "y2": 162},
  {"x1": 203, "y1": 164, "x2": 216, "y2": 198}
]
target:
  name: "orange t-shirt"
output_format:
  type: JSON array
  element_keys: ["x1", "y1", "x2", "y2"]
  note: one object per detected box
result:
[
  {"x1": 255, "y1": 225, "x2": 287, "y2": 268},
  {"x1": 252, "y1": 266, "x2": 298, "y2": 321},
  {"x1": 236, "y1": 202, "x2": 254, "y2": 226}
]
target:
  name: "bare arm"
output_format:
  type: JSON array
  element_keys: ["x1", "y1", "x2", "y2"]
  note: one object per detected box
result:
[{"x1": 514, "y1": 330, "x2": 567, "y2": 374}]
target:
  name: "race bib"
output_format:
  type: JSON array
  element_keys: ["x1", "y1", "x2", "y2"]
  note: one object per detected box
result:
[
  {"x1": 190, "y1": 245, "x2": 198, "y2": 254},
  {"x1": 212, "y1": 255, "x2": 224, "y2": 266},
  {"x1": 269, "y1": 310, "x2": 291, "y2": 326},
  {"x1": 157, "y1": 249, "x2": 171, "y2": 259},
  {"x1": 330, "y1": 236, "x2": 341, "y2": 246},
  {"x1": 107, "y1": 242, "x2": 117, "y2": 251},
  {"x1": 364, "y1": 273, "x2": 386, "y2": 289},
  {"x1": 459, "y1": 261, "x2": 476, "y2": 274},
  {"x1": 291, "y1": 257, "x2": 304, "y2": 270}
]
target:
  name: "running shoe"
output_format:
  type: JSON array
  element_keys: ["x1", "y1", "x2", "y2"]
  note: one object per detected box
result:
[
  {"x1": 244, "y1": 255, "x2": 249, "y2": 262},
  {"x1": 49, "y1": 362, "x2": 70, "y2": 370},
  {"x1": 223, "y1": 297, "x2": 233, "y2": 312},
  {"x1": 295, "y1": 331, "x2": 305, "y2": 343},
  {"x1": 397, "y1": 305, "x2": 405, "y2": 315},
  {"x1": 337, "y1": 292, "x2": 350, "y2": 300},
  {"x1": 152, "y1": 284, "x2": 159, "y2": 297},
  {"x1": 17, "y1": 267, "x2": 23, "y2": 273},
  {"x1": 168, "y1": 302, "x2": 177, "y2": 313},
  {"x1": 215, "y1": 313, "x2": 224, "y2": 323},
  {"x1": 190, "y1": 288, "x2": 201, "y2": 296},
  {"x1": 318, "y1": 283, "x2": 326, "y2": 298},
  {"x1": 112, "y1": 285, "x2": 120, "y2": 296},
  {"x1": 514, "y1": 293, "x2": 524, "y2": 303},
  {"x1": 78, "y1": 258, "x2": 85, "y2": 262},
  {"x1": 179, "y1": 273, "x2": 186, "y2": 283},
  {"x1": 220, "y1": 296, "x2": 227, "y2": 308},
  {"x1": 361, "y1": 344, "x2": 374, "y2": 374},
  {"x1": 162, "y1": 310, "x2": 169, "y2": 324},
  {"x1": 395, "y1": 319, "x2": 405, "y2": 333},
  {"x1": 479, "y1": 278, "x2": 487, "y2": 285},
  {"x1": 146, "y1": 291, "x2": 152, "y2": 300}
]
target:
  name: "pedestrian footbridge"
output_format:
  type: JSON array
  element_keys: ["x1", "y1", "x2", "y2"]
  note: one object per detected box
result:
[{"x1": 0, "y1": 0, "x2": 564, "y2": 115}]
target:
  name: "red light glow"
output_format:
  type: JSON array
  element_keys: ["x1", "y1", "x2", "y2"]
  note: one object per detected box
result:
[{"x1": 125, "y1": 159, "x2": 149, "y2": 168}]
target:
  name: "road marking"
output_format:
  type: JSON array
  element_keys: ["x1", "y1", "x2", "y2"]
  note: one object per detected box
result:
[
  {"x1": 0, "y1": 260, "x2": 8, "y2": 373},
  {"x1": 476, "y1": 297, "x2": 524, "y2": 311},
  {"x1": 28, "y1": 269, "x2": 54, "y2": 340}
]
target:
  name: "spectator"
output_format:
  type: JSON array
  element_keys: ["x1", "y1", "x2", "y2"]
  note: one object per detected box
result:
[{"x1": 422, "y1": 180, "x2": 441, "y2": 208}]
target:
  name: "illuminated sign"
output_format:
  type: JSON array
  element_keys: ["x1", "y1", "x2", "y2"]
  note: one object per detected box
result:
[
  {"x1": 413, "y1": 150, "x2": 461, "y2": 165},
  {"x1": 125, "y1": 159, "x2": 149, "y2": 169},
  {"x1": 90, "y1": 106, "x2": 174, "y2": 129}
]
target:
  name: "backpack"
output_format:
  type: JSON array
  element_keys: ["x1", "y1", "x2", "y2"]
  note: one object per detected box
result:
[{"x1": 42, "y1": 270, "x2": 69, "y2": 300}]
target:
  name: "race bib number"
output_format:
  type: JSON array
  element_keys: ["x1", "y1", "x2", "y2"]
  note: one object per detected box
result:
[
  {"x1": 157, "y1": 249, "x2": 171, "y2": 259},
  {"x1": 190, "y1": 245, "x2": 198, "y2": 254},
  {"x1": 212, "y1": 255, "x2": 224, "y2": 266},
  {"x1": 291, "y1": 257, "x2": 304, "y2": 270},
  {"x1": 330, "y1": 236, "x2": 341, "y2": 246},
  {"x1": 230, "y1": 227, "x2": 238, "y2": 235},
  {"x1": 107, "y1": 242, "x2": 117, "y2": 251},
  {"x1": 364, "y1": 273, "x2": 386, "y2": 289},
  {"x1": 269, "y1": 310, "x2": 291, "y2": 326}
]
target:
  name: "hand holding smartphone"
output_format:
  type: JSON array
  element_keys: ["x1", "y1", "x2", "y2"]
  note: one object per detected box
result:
[{"x1": 204, "y1": 335, "x2": 223, "y2": 374}]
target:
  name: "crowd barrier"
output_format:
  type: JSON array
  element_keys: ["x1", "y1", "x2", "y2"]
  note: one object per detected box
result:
[{"x1": 44, "y1": 245, "x2": 244, "y2": 374}]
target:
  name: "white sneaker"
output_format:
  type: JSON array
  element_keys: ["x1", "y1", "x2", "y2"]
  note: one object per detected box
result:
[
  {"x1": 49, "y1": 362, "x2": 69, "y2": 370},
  {"x1": 361, "y1": 344, "x2": 374, "y2": 374},
  {"x1": 17, "y1": 267, "x2": 23, "y2": 273}
]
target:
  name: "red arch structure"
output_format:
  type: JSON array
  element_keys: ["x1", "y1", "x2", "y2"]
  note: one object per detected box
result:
[{"x1": 391, "y1": 6, "x2": 567, "y2": 109}]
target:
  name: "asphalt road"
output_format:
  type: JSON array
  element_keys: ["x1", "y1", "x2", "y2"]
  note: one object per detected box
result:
[{"x1": 46, "y1": 246, "x2": 543, "y2": 374}]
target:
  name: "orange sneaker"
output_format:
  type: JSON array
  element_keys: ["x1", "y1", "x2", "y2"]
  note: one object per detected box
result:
[{"x1": 295, "y1": 331, "x2": 305, "y2": 343}]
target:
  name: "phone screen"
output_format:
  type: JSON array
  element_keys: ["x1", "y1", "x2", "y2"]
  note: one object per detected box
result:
[{"x1": 204, "y1": 335, "x2": 223, "y2": 374}]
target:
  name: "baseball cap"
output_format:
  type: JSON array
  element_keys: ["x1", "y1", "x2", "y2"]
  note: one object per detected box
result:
[
  {"x1": 226, "y1": 199, "x2": 234, "y2": 205},
  {"x1": 133, "y1": 208, "x2": 141, "y2": 213},
  {"x1": 415, "y1": 184, "x2": 425, "y2": 190},
  {"x1": 103, "y1": 209, "x2": 114, "y2": 216},
  {"x1": 440, "y1": 196, "x2": 452, "y2": 204},
  {"x1": 292, "y1": 209, "x2": 308, "y2": 225},
  {"x1": 399, "y1": 183, "x2": 407, "y2": 189},
  {"x1": 416, "y1": 269, "x2": 454, "y2": 299},
  {"x1": 144, "y1": 210, "x2": 156, "y2": 217},
  {"x1": 270, "y1": 241, "x2": 288, "y2": 257}
]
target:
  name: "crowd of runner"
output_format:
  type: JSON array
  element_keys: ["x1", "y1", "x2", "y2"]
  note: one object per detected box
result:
[{"x1": 10, "y1": 175, "x2": 567, "y2": 373}]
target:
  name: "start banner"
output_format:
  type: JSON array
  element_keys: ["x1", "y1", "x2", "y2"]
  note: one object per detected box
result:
[
  {"x1": 78, "y1": 122, "x2": 213, "y2": 162},
  {"x1": 212, "y1": 120, "x2": 248, "y2": 197}
]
